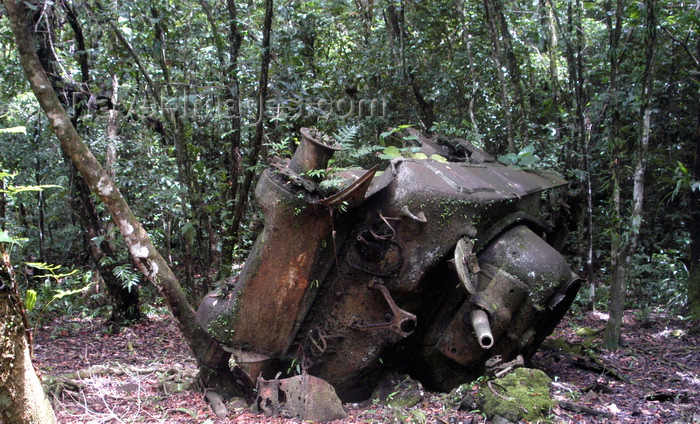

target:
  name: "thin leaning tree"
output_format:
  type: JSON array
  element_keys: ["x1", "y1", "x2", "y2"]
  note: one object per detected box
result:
[{"x1": 2, "y1": 0, "x2": 241, "y2": 403}]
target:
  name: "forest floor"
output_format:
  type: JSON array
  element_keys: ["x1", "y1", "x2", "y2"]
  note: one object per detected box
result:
[{"x1": 34, "y1": 308, "x2": 698, "y2": 424}]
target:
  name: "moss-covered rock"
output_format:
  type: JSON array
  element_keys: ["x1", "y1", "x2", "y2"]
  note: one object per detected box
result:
[
  {"x1": 444, "y1": 380, "x2": 480, "y2": 411},
  {"x1": 476, "y1": 368, "x2": 555, "y2": 423},
  {"x1": 541, "y1": 337, "x2": 597, "y2": 358},
  {"x1": 371, "y1": 373, "x2": 425, "y2": 408},
  {"x1": 540, "y1": 337, "x2": 584, "y2": 355},
  {"x1": 575, "y1": 326, "x2": 604, "y2": 337},
  {"x1": 158, "y1": 367, "x2": 198, "y2": 394}
]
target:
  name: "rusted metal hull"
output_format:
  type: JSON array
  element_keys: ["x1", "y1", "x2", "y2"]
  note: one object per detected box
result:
[{"x1": 197, "y1": 129, "x2": 580, "y2": 400}]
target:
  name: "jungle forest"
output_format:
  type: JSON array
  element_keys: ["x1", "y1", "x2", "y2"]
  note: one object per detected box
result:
[{"x1": 0, "y1": 0, "x2": 698, "y2": 422}]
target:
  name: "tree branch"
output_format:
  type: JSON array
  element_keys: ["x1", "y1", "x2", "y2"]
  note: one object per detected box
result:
[{"x1": 660, "y1": 25, "x2": 700, "y2": 69}]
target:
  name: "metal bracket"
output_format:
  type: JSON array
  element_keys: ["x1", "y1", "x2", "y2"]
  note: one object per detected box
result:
[
  {"x1": 455, "y1": 237, "x2": 480, "y2": 294},
  {"x1": 400, "y1": 205, "x2": 427, "y2": 223},
  {"x1": 350, "y1": 282, "x2": 417, "y2": 337}
]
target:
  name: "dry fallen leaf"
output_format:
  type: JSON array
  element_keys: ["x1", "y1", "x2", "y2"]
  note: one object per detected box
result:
[{"x1": 607, "y1": 403, "x2": 621, "y2": 414}]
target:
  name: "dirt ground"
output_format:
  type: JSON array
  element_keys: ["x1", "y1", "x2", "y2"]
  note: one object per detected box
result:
[{"x1": 33, "y1": 308, "x2": 699, "y2": 423}]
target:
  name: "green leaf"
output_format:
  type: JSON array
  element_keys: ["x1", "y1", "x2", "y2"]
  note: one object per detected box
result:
[
  {"x1": 25, "y1": 290, "x2": 37, "y2": 312},
  {"x1": 0, "y1": 230, "x2": 16, "y2": 244},
  {"x1": 25, "y1": 262, "x2": 61, "y2": 272},
  {"x1": 379, "y1": 145, "x2": 402, "y2": 159},
  {"x1": 54, "y1": 285, "x2": 90, "y2": 299},
  {"x1": 430, "y1": 154, "x2": 448, "y2": 163},
  {"x1": 675, "y1": 161, "x2": 689, "y2": 176},
  {"x1": 25, "y1": 262, "x2": 78, "y2": 280},
  {"x1": 519, "y1": 155, "x2": 539, "y2": 167},
  {"x1": 379, "y1": 125, "x2": 414, "y2": 143},
  {"x1": 334, "y1": 124, "x2": 360, "y2": 145},
  {"x1": 412, "y1": 152, "x2": 428, "y2": 160},
  {"x1": 518, "y1": 144, "x2": 535, "y2": 156},
  {"x1": 1, "y1": 184, "x2": 62, "y2": 195},
  {"x1": 100, "y1": 256, "x2": 117, "y2": 267},
  {"x1": 379, "y1": 129, "x2": 397, "y2": 141},
  {"x1": 181, "y1": 222, "x2": 196, "y2": 245},
  {"x1": 497, "y1": 154, "x2": 517, "y2": 165},
  {"x1": 0, "y1": 126, "x2": 26, "y2": 134},
  {"x1": 0, "y1": 230, "x2": 27, "y2": 246}
]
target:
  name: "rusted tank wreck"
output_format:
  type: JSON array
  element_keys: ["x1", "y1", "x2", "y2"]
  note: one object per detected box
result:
[{"x1": 197, "y1": 128, "x2": 581, "y2": 402}]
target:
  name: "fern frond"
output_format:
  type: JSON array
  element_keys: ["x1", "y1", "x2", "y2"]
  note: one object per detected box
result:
[
  {"x1": 351, "y1": 144, "x2": 383, "y2": 159},
  {"x1": 334, "y1": 124, "x2": 360, "y2": 147}
]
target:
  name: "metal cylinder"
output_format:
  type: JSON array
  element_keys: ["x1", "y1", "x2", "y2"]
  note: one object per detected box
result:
[
  {"x1": 470, "y1": 309, "x2": 494, "y2": 349},
  {"x1": 288, "y1": 128, "x2": 342, "y2": 177}
]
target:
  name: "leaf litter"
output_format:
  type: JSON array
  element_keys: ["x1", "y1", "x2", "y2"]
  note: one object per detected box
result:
[{"x1": 33, "y1": 309, "x2": 698, "y2": 423}]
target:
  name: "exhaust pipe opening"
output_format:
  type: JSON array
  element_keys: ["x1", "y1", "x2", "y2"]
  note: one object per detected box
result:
[{"x1": 470, "y1": 309, "x2": 494, "y2": 349}]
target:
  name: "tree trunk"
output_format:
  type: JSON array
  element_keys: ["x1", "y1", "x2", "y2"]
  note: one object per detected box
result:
[
  {"x1": 546, "y1": 1, "x2": 562, "y2": 149},
  {"x1": 604, "y1": 158, "x2": 624, "y2": 349},
  {"x1": 34, "y1": 128, "x2": 46, "y2": 261},
  {"x1": 223, "y1": 0, "x2": 243, "y2": 276},
  {"x1": 572, "y1": 0, "x2": 596, "y2": 307},
  {"x1": 4, "y1": 0, "x2": 238, "y2": 394},
  {"x1": 553, "y1": 0, "x2": 593, "y2": 307},
  {"x1": 63, "y1": 0, "x2": 90, "y2": 89},
  {"x1": 409, "y1": 72, "x2": 436, "y2": 131},
  {"x1": 688, "y1": 38, "x2": 700, "y2": 321},
  {"x1": 604, "y1": 0, "x2": 656, "y2": 349},
  {"x1": 463, "y1": 30, "x2": 481, "y2": 138},
  {"x1": 584, "y1": 116, "x2": 596, "y2": 310},
  {"x1": 483, "y1": 0, "x2": 515, "y2": 153},
  {"x1": 101, "y1": 2, "x2": 202, "y2": 291},
  {"x1": 0, "y1": 246, "x2": 57, "y2": 424},
  {"x1": 198, "y1": 0, "x2": 244, "y2": 278},
  {"x1": 105, "y1": 73, "x2": 119, "y2": 252},
  {"x1": 231, "y1": 0, "x2": 273, "y2": 244},
  {"x1": 0, "y1": 178, "x2": 5, "y2": 230},
  {"x1": 33, "y1": 0, "x2": 140, "y2": 323},
  {"x1": 71, "y1": 162, "x2": 141, "y2": 323},
  {"x1": 150, "y1": 5, "x2": 199, "y2": 292},
  {"x1": 384, "y1": 4, "x2": 436, "y2": 132},
  {"x1": 354, "y1": 0, "x2": 374, "y2": 43},
  {"x1": 600, "y1": 0, "x2": 624, "y2": 350},
  {"x1": 488, "y1": 0, "x2": 529, "y2": 143}
]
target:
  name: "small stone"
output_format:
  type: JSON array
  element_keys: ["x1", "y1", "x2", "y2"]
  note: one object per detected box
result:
[
  {"x1": 117, "y1": 382, "x2": 139, "y2": 393},
  {"x1": 257, "y1": 374, "x2": 347, "y2": 422},
  {"x1": 492, "y1": 415, "x2": 513, "y2": 424}
]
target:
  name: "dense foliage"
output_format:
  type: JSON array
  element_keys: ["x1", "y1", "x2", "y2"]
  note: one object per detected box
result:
[{"x1": 0, "y1": 0, "x2": 697, "y2": 326}]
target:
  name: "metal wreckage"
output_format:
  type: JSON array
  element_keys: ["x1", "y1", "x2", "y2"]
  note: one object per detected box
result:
[{"x1": 196, "y1": 127, "x2": 581, "y2": 416}]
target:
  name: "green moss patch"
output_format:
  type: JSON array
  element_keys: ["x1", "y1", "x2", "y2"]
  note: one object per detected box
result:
[{"x1": 477, "y1": 368, "x2": 555, "y2": 423}]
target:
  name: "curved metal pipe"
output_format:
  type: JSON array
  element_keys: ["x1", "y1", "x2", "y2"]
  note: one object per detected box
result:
[
  {"x1": 289, "y1": 128, "x2": 342, "y2": 177},
  {"x1": 470, "y1": 309, "x2": 494, "y2": 349}
]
